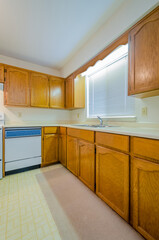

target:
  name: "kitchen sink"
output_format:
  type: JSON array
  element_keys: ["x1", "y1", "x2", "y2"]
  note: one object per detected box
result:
[{"x1": 72, "y1": 124, "x2": 118, "y2": 128}]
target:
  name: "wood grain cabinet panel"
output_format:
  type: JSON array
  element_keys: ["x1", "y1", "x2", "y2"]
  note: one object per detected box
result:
[
  {"x1": 44, "y1": 127, "x2": 58, "y2": 134},
  {"x1": 66, "y1": 76, "x2": 74, "y2": 109},
  {"x1": 59, "y1": 135, "x2": 67, "y2": 167},
  {"x1": 78, "y1": 140, "x2": 95, "y2": 191},
  {"x1": 43, "y1": 134, "x2": 58, "y2": 165},
  {"x1": 30, "y1": 72, "x2": 49, "y2": 108},
  {"x1": 49, "y1": 77, "x2": 65, "y2": 108},
  {"x1": 96, "y1": 146, "x2": 129, "y2": 221},
  {"x1": 128, "y1": 7, "x2": 159, "y2": 97},
  {"x1": 74, "y1": 75, "x2": 85, "y2": 108},
  {"x1": 66, "y1": 74, "x2": 85, "y2": 109},
  {"x1": 131, "y1": 137, "x2": 159, "y2": 162},
  {"x1": 132, "y1": 157, "x2": 159, "y2": 240},
  {"x1": 4, "y1": 67, "x2": 30, "y2": 106},
  {"x1": 67, "y1": 136, "x2": 78, "y2": 176},
  {"x1": 96, "y1": 132, "x2": 129, "y2": 152},
  {"x1": 0, "y1": 64, "x2": 4, "y2": 83},
  {"x1": 67, "y1": 128, "x2": 94, "y2": 143}
]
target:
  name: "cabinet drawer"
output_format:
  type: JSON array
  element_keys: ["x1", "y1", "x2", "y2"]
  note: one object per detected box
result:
[
  {"x1": 96, "y1": 132, "x2": 129, "y2": 152},
  {"x1": 44, "y1": 127, "x2": 58, "y2": 134},
  {"x1": 67, "y1": 128, "x2": 94, "y2": 142},
  {"x1": 59, "y1": 127, "x2": 66, "y2": 135},
  {"x1": 131, "y1": 137, "x2": 159, "y2": 161}
]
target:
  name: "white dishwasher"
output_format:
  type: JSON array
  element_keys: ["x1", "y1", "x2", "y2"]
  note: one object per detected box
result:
[{"x1": 5, "y1": 127, "x2": 41, "y2": 172}]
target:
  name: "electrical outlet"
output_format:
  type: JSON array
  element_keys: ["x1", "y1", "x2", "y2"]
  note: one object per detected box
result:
[{"x1": 141, "y1": 107, "x2": 147, "y2": 116}]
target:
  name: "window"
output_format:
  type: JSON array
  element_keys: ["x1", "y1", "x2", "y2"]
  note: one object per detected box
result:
[{"x1": 83, "y1": 44, "x2": 135, "y2": 119}]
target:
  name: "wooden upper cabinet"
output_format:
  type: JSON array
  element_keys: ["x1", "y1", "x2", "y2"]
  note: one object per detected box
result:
[
  {"x1": 128, "y1": 7, "x2": 159, "y2": 97},
  {"x1": 4, "y1": 67, "x2": 30, "y2": 106},
  {"x1": 74, "y1": 75, "x2": 85, "y2": 108},
  {"x1": 96, "y1": 146, "x2": 129, "y2": 221},
  {"x1": 132, "y1": 157, "x2": 159, "y2": 240},
  {"x1": 30, "y1": 72, "x2": 49, "y2": 108},
  {"x1": 66, "y1": 75, "x2": 74, "y2": 109},
  {"x1": 49, "y1": 76, "x2": 65, "y2": 108},
  {"x1": 66, "y1": 74, "x2": 85, "y2": 109},
  {"x1": 0, "y1": 64, "x2": 4, "y2": 83}
]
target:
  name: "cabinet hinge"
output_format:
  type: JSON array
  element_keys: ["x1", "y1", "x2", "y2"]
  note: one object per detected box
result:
[
  {"x1": 4, "y1": 69, "x2": 7, "y2": 73},
  {"x1": 95, "y1": 148, "x2": 96, "y2": 154}
]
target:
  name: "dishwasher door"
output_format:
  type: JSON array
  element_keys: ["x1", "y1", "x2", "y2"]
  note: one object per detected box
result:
[{"x1": 5, "y1": 128, "x2": 41, "y2": 172}]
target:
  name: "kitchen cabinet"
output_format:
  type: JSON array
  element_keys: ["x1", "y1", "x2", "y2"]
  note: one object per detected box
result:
[
  {"x1": 78, "y1": 140, "x2": 95, "y2": 191},
  {"x1": 42, "y1": 127, "x2": 58, "y2": 166},
  {"x1": 4, "y1": 66, "x2": 30, "y2": 106},
  {"x1": 96, "y1": 146, "x2": 129, "y2": 222},
  {"x1": 30, "y1": 72, "x2": 49, "y2": 108},
  {"x1": 49, "y1": 76, "x2": 65, "y2": 108},
  {"x1": 59, "y1": 127, "x2": 67, "y2": 167},
  {"x1": 0, "y1": 64, "x2": 4, "y2": 83},
  {"x1": 128, "y1": 7, "x2": 159, "y2": 97},
  {"x1": 66, "y1": 74, "x2": 85, "y2": 109},
  {"x1": 67, "y1": 136, "x2": 78, "y2": 176},
  {"x1": 66, "y1": 75, "x2": 74, "y2": 109},
  {"x1": 131, "y1": 157, "x2": 159, "y2": 240},
  {"x1": 67, "y1": 128, "x2": 95, "y2": 190}
]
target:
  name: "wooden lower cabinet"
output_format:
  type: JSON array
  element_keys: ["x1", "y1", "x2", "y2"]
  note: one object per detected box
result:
[
  {"x1": 59, "y1": 135, "x2": 67, "y2": 167},
  {"x1": 43, "y1": 134, "x2": 58, "y2": 165},
  {"x1": 132, "y1": 157, "x2": 159, "y2": 240},
  {"x1": 78, "y1": 140, "x2": 95, "y2": 191},
  {"x1": 96, "y1": 146, "x2": 129, "y2": 221},
  {"x1": 67, "y1": 136, "x2": 78, "y2": 176}
]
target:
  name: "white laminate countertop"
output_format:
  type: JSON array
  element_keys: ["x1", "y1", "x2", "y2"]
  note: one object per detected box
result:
[{"x1": 3, "y1": 122, "x2": 159, "y2": 140}]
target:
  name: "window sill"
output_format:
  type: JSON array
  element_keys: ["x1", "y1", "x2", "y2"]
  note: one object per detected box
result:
[{"x1": 87, "y1": 116, "x2": 136, "y2": 122}]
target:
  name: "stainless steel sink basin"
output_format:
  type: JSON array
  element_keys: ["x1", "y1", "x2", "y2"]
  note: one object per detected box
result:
[{"x1": 72, "y1": 124, "x2": 118, "y2": 128}]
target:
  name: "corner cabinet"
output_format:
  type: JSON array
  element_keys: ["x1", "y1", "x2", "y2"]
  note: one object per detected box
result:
[
  {"x1": 30, "y1": 72, "x2": 49, "y2": 108},
  {"x1": 42, "y1": 127, "x2": 59, "y2": 166},
  {"x1": 49, "y1": 76, "x2": 65, "y2": 108},
  {"x1": 4, "y1": 67, "x2": 30, "y2": 106},
  {"x1": 66, "y1": 74, "x2": 85, "y2": 109},
  {"x1": 128, "y1": 7, "x2": 159, "y2": 97}
]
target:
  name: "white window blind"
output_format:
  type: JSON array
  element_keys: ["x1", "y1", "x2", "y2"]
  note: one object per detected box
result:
[{"x1": 86, "y1": 45, "x2": 135, "y2": 118}]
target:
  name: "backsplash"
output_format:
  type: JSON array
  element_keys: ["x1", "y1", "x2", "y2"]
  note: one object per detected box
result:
[{"x1": 0, "y1": 84, "x2": 72, "y2": 124}]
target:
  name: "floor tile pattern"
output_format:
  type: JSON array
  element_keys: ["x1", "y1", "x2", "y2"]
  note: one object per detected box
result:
[{"x1": 0, "y1": 166, "x2": 61, "y2": 240}]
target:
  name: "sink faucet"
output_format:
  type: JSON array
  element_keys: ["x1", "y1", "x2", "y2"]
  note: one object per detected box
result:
[{"x1": 97, "y1": 116, "x2": 103, "y2": 126}]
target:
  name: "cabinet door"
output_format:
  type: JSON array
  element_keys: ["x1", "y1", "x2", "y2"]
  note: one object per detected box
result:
[
  {"x1": 0, "y1": 64, "x2": 4, "y2": 83},
  {"x1": 66, "y1": 76, "x2": 74, "y2": 108},
  {"x1": 4, "y1": 67, "x2": 30, "y2": 106},
  {"x1": 49, "y1": 77, "x2": 65, "y2": 108},
  {"x1": 59, "y1": 135, "x2": 67, "y2": 167},
  {"x1": 30, "y1": 72, "x2": 49, "y2": 108},
  {"x1": 74, "y1": 75, "x2": 85, "y2": 108},
  {"x1": 78, "y1": 140, "x2": 95, "y2": 191},
  {"x1": 128, "y1": 8, "x2": 159, "y2": 96},
  {"x1": 96, "y1": 146, "x2": 129, "y2": 221},
  {"x1": 132, "y1": 157, "x2": 159, "y2": 240},
  {"x1": 67, "y1": 136, "x2": 78, "y2": 176},
  {"x1": 43, "y1": 134, "x2": 58, "y2": 164}
]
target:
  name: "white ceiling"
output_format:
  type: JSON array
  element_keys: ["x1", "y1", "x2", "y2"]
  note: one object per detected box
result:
[{"x1": 0, "y1": 0, "x2": 125, "y2": 69}]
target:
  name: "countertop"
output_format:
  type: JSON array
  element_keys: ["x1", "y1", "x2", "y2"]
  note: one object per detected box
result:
[{"x1": 3, "y1": 122, "x2": 159, "y2": 140}]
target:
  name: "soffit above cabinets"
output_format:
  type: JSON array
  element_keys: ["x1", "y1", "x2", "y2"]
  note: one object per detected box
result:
[{"x1": 0, "y1": 0, "x2": 125, "y2": 69}]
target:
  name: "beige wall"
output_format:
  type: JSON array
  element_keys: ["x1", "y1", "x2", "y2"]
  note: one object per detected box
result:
[{"x1": 61, "y1": 0, "x2": 159, "y2": 77}]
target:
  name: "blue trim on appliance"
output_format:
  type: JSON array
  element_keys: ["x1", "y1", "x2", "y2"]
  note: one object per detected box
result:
[{"x1": 5, "y1": 128, "x2": 41, "y2": 138}]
